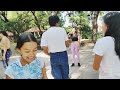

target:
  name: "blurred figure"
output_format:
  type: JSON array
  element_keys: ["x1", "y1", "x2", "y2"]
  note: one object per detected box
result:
[{"x1": 0, "y1": 31, "x2": 12, "y2": 69}]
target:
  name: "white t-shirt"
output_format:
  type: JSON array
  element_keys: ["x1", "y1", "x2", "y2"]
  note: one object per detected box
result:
[
  {"x1": 93, "y1": 36, "x2": 120, "y2": 79},
  {"x1": 40, "y1": 27, "x2": 68, "y2": 53}
]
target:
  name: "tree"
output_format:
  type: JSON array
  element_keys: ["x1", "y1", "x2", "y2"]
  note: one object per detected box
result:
[
  {"x1": 67, "y1": 11, "x2": 90, "y2": 39},
  {"x1": 0, "y1": 11, "x2": 9, "y2": 22},
  {"x1": 88, "y1": 11, "x2": 104, "y2": 43},
  {"x1": 31, "y1": 11, "x2": 41, "y2": 33},
  {"x1": 0, "y1": 11, "x2": 65, "y2": 42}
]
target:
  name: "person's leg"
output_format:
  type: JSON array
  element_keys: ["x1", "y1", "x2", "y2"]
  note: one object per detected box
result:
[
  {"x1": 50, "y1": 53, "x2": 62, "y2": 79},
  {"x1": 60, "y1": 51, "x2": 69, "y2": 79},
  {"x1": 51, "y1": 64, "x2": 62, "y2": 79},
  {"x1": 71, "y1": 47, "x2": 75, "y2": 66},
  {"x1": 5, "y1": 49, "x2": 11, "y2": 66},
  {"x1": 72, "y1": 52, "x2": 75, "y2": 64},
  {"x1": 76, "y1": 51, "x2": 81, "y2": 66},
  {"x1": 5, "y1": 55, "x2": 9, "y2": 66},
  {"x1": 1, "y1": 50, "x2": 7, "y2": 69},
  {"x1": 61, "y1": 64, "x2": 69, "y2": 79},
  {"x1": 5, "y1": 50, "x2": 9, "y2": 66},
  {"x1": 76, "y1": 51, "x2": 80, "y2": 63}
]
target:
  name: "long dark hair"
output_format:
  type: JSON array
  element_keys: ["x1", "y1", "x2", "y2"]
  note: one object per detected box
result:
[
  {"x1": 16, "y1": 32, "x2": 37, "y2": 49},
  {"x1": 103, "y1": 12, "x2": 120, "y2": 59}
]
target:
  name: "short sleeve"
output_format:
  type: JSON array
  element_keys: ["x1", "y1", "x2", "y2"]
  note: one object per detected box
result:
[
  {"x1": 63, "y1": 28, "x2": 69, "y2": 41},
  {"x1": 93, "y1": 39, "x2": 107, "y2": 56},
  {"x1": 5, "y1": 65, "x2": 14, "y2": 79},
  {"x1": 40, "y1": 33, "x2": 48, "y2": 47},
  {"x1": 36, "y1": 57, "x2": 45, "y2": 68}
]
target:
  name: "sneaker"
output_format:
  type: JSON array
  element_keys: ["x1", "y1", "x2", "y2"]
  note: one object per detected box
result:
[
  {"x1": 71, "y1": 63, "x2": 75, "y2": 67},
  {"x1": 78, "y1": 63, "x2": 81, "y2": 67}
]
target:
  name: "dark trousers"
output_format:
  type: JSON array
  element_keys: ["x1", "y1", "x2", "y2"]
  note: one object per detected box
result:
[{"x1": 50, "y1": 51, "x2": 69, "y2": 79}]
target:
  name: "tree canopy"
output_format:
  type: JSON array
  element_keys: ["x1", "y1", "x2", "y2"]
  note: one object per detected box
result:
[{"x1": 0, "y1": 11, "x2": 105, "y2": 42}]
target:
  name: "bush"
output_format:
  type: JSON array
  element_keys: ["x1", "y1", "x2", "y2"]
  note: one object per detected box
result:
[{"x1": 81, "y1": 25, "x2": 92, "y2": 39}]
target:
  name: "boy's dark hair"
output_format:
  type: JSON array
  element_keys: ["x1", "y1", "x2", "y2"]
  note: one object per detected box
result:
[
  {"x1": 16, "y1": 32, "x2": 37, "y2": 49},
  {"x1": 103, "y1": 12, "x2": 120, "y2": 59},
  {"x1": 0, "y1": 31, "x2": 8, "y2": 37},
  {"x1": 48, "y1": 15, "x2": 60, "y2": 26}
]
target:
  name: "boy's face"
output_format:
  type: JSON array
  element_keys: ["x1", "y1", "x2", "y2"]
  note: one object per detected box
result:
[{"x1": 18, "y1": 41, "x2": 38, "y2": 64}]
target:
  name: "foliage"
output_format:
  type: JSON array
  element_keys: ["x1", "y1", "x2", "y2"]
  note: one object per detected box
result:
[
  {"x1": 81, "y1": 25, "x2": 92, "y2": 39},
  {"x1": 0, "y1": 11, "x2": 105, "y2": 43},
  {"x1": 64, "y1": 26, "x2": 73, "y2": 34}
]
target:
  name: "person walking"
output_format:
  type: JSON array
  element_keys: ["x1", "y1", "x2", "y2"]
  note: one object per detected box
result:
[{"x1": 41, "y1": 15, "x2": 70, "y2": 79}]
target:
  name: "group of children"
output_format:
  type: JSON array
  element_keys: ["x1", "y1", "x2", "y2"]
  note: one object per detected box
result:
[
  {"x1": 2, "y1": 29, "x2": 81, "y2": 79},
  {"x1": 0, "y1": 14, "x2": 81, "y2": 79},
  {"x1": 3, "y1": 12, "x2": 120, "y2": 79}
]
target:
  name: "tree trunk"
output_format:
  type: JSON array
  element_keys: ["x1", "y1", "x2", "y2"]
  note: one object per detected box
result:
[
  {"x1": 31, "y1": 11, "x2": 42, "y2": 34},
  {"x1": 0, "y1": 11, "x2": 9, "y2": 22},
  {"x1": 91, "y1": 11, "x2": 100, "y2": 43}
]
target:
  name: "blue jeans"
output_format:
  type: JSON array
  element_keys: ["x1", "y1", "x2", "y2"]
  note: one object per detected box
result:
[{"x1": 50, "y1": 51, "x2": 69, "y2": 79}]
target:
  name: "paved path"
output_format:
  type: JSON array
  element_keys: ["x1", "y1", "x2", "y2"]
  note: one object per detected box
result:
[{"x1": 0, "y1": 43, "x2": 99, "y2": 79}]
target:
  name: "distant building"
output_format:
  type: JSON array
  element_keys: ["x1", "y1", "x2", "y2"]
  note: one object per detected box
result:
[{"x1": 26, "y1": 27, "x2": 45, "y2": 38}]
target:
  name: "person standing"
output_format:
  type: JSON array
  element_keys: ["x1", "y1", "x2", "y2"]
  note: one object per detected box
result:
[
  {"x1": 93, "y1": 12, "x2": 120, "y2": 79},
  {"x1": 41, "y1": 15, "x2": 70, "y2": 79},
  {"x1": 0, "y1": 31, "x2": 12, "y2": 69},
  {"x1": 71, "y1": 36, "x2": 81, "y2": 67}
]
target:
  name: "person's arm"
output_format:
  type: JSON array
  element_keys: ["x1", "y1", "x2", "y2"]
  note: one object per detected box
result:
[
  {"x1": 40, "y1": 33, "x2": 50, "y2": 56},
  {"x1": 92, "y1": 38, "x2": 107, "y2": 71},
  {"x1": 93, "y1": 54, "x2": 103, "y2": 71},
  {"x1": 6, "y1": 75, "x2": 12, "y2": 79},
  {"x1": 42, "y1": 65, "x2": 48, "y2": 79},
  {"x1": 78, "y1": 35, "x2": 81, "y2": 45},
  {"x1": 65, "y1": 40, "x2": 70, "y2": 48},
  {"x1": 41, "y1": 46, "x2": 50, "y2": 56},
  {"x1": 64, "y1": 29, "x2": 70, "y2": 48}
]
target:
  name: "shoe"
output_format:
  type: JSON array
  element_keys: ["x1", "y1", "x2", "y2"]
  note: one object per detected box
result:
[
  {"x1": 71, "y1": 63, "x2": 75, "y2": 67},
  {"x1": 78, "y1": 63, "x2": 81, "y2": 67},
  {"x1": 3, "y1": 65, "x2": 7, "y2": 69}
]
